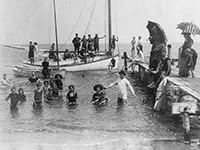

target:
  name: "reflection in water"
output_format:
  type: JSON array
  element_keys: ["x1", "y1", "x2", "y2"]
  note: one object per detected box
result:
[
  {"x1": 67, "y1": 103, "x2": 78, "y2": 110},
  {"x1": 0, "y1": 70, "x2": 196, "y2": 144},
  {"x1": 10, "y1": 109, "x2": 19, "y2": 118},
  {"x1": 32, "y1": 108, "x2": 43, "y2": 117},
  {"x1": 116, "y1": 101, "x2": 125, "y2": 115}
]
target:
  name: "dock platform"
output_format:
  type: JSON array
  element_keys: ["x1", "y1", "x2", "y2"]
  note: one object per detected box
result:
[{"x1": 135, "y1": 61, "x2": 200, "y2": 102}]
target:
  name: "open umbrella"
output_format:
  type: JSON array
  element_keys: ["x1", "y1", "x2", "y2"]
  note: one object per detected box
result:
[
  {"x1": 146, "y1": 21, "x2": 167, "y2": 44},
  {"x1": 177, "y1": 22, "x2": 200, "y2": 36}
]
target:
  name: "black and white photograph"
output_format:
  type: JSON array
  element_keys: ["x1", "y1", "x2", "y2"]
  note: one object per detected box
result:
[{"x1": 0, "y1": 0, "x2": 200, "y2": 149}]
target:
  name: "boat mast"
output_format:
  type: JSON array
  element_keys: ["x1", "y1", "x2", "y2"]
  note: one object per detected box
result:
[
  {"x1": 108, "y1": 0, "x2": 112, "y2": 56},
  {"x1": 53, "y1": 0, "x2": 59, "y2": 69}
]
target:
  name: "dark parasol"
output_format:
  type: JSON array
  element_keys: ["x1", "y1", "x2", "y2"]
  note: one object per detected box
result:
[{"x1": 146, "y1": 21, "x2": 167, "y2": 44}]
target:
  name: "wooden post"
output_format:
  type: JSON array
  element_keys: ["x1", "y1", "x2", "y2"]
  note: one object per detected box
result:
[
  {"x1": 167, "y1": 44, "x2": 172, "y2": 58},
  {"x1": 182, "y1": 107, "x2": 190, "y2": 144},
  {"x1": 53, "y1": 0, "x2": 59, "y2": 69},
  {"x1": 108, "y1": 0, "x2": 112, "y2": 56},
  {"x1": 121, "y1": 52, "x2": 128, "y2": 71},
  {"x1": 177, "y1": 47, "x2": 181, "y2": 68}
]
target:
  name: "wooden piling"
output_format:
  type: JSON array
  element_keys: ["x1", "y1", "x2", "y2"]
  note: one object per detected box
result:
[
  {"x1": 122, "y1": 52, "x2": 128, "y2": 71},
  {"x1": 167, "y1": 44, "x2": 172, "y2": 58},
  {"x1": 182, "y1": 107, "x2": 190, "y2": 143}
]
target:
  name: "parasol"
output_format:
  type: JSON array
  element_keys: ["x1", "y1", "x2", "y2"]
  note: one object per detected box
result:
[
  {"x1": 177, "y1": 22, "x2": 200, "y2": 36},
  {"x1": 146, "y1": 21, "x2": 167, "y2": 44}
]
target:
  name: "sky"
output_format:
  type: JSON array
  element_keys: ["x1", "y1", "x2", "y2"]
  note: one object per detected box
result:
[{"x1": 1, "y1": 0, "x2": 200, "y2": 45}]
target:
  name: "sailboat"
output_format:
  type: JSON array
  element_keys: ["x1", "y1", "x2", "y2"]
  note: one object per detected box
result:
[{"x1": 13, "y1": 0, "x2": 119, "y2": 73}]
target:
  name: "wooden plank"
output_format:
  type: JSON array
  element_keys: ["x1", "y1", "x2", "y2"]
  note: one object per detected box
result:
[{"x1": 136, "y1": 61, "x2": 200, "y2": 101}]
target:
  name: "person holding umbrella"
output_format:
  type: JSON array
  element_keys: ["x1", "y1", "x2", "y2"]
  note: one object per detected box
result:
[{"x1": 177, "y1": 22, "x2": 199, "y2": 77}]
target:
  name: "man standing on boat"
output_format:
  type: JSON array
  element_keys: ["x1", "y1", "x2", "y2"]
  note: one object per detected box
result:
[
  {"x1": 87, "y1": 34, "x2": 93, "y2": 52},
  {"x1": 81, "y1": 35, "x2": 87, "y2": 50},
  {"x1": 49, "y1": 43, "x2": 56, "y2": 60},
  {"x1": 28, "y1": 41, "x2": 35, "y2": 64},
  {"x1": 106, "y1": 70, "x2": 136, "y2": 103},
  {"x1": 93, "y1": 34, "x2": 106, "y2": 56},
  {"x1": 72, "y1": 33, "x2": 81, "y2": 56},
  {"x1": 111, "y1": 35, "x2": 118, "y2": 55}
]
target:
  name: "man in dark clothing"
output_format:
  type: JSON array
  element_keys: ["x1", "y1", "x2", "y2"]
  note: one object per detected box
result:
[
  {"x1": 111, "y1": 35, "x2": 118, "y2": 55},
  {"x1": 72, "y1": 33, "x2": 81, "y2": 55},
  {"x1": 87, "y1": 34, "x2": 93, "y2": 52},
  {"x1": 28, "y1": 41, "x2": 35, "y2": 64},
  {"x1": 81, "y1": 35, "x2": 87, "y2": 50},
  {"x1": 49, "y1": 43, "x2": 56, "y2": 60},
  {"x1": 42, "y1": 57, "x2": 50, "y2": 79},
  {"x1": 93, "y1": 34, "x2": 105, "y2": 56}
]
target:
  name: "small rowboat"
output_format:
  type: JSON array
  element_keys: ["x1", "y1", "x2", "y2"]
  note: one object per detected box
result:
[{"x1": 12, "y1": 66, "x2": 66, "y2": 78}]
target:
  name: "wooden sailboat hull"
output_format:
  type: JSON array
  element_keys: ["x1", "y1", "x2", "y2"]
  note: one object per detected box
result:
[
  {"x1": 12, "y1": 66, "x2": 66, "y2": 78},
  {"x1": 23, "y1": 55, "x2": 119, "y2": 72}
]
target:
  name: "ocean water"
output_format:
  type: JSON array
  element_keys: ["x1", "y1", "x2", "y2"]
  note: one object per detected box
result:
[{"x1": 0, "y1": 43, "x2": 199, "y2": 149}]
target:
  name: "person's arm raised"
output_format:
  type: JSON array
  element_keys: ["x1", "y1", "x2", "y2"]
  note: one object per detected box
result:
[{"x1": 106, "y1": 80, "x2": 118, "y2": 89}]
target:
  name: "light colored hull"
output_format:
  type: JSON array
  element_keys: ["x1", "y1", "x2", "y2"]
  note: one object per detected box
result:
[
  {"x1": 23, "y1": 55, "x2": 119, "y2": 72},
  {"x1": 13, "y1": 67, "x2": 66, "y2": 78}
]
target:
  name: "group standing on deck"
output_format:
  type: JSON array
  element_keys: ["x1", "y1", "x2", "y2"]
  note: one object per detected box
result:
[{"x1": 72, "y1": 33, "x2": 109, "y2": 63}]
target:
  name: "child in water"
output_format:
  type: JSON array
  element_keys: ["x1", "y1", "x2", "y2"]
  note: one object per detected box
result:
[
  {"x1": 33, "y1": 82, "x2": 43, "y2": 108},
  {"x1": 42, "y1": 80, "x2": 50, "y2": 98},
  {"x1": 66, "y1": 85, "x2": 78, "y2": 104},
  {"x1": 108, "y1": 57, "x2": 116, "y2": 73},
  {"x1": 1, "y1": 74, "x2": 11, "y2": 87},
  {"x1": 18, "y1": 88, "x2": 26, "y2": 102},
  {"x1": 92, "y1": 84, "x2": 108, "y2": 105},
  {"x1": 46, "y1": 87, "x2": 53, "y2": 102},
  {"x1": 54, "y1": 74, "x2": 63, "y2": 96},
  {"x1": 5, "y1": 86, "x2": 20, "y2": 111}
]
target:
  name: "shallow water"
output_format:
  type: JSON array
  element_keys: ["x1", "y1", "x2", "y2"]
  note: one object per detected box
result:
[{"x1": 0, "y1": 46, "x2": 200, "y2": 149}]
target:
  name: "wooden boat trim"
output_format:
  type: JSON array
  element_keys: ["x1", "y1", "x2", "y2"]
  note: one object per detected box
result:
[{"x1": 24, "y1": 54, "x2": 118, "y2": 68}]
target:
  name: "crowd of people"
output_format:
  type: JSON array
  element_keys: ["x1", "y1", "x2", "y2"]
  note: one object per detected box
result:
[
  {"x1": 3, "y1": 68, "x2": 136, "y2": 111},
  {"x1": 6, "y1": 26, "x2": 199, "y2": 115},
  {"x1": 130, "y1": 36, "x2": 144, "y2": 61},
  {"x1": 28, "y1": 33, "x2": 118, "y2": 65},
  {"x1": 144, "y1": 27, "x2": 197, "y2": 112},
  {"x1": 72, "y1": 33, "x2": 107, "y2": 62}
]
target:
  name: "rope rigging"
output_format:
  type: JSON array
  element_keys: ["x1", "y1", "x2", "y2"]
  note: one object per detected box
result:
[
  {"x1": 59, "y1": 0, "x2": 88, "y2": 50},
  {"x1": 48, "y1": 0, "x2": 53, "y2": 45},
  {"x1": 104, "y1": 0, "x2": 107, "y2": 51},
  {"x1": 113, "y1": 0, "x2": 120, "y2": 70},
  {"x1": 4, "y1": 0, "x2": 48, "y2": 43},
  {"x1": 84, "y1": 0, "x2": 98, "y2": 34}
]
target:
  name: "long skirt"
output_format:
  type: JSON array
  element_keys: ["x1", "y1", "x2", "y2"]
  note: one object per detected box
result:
[{"x1": 179, "y1": 57, "x2": 189, "y2": 77}]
